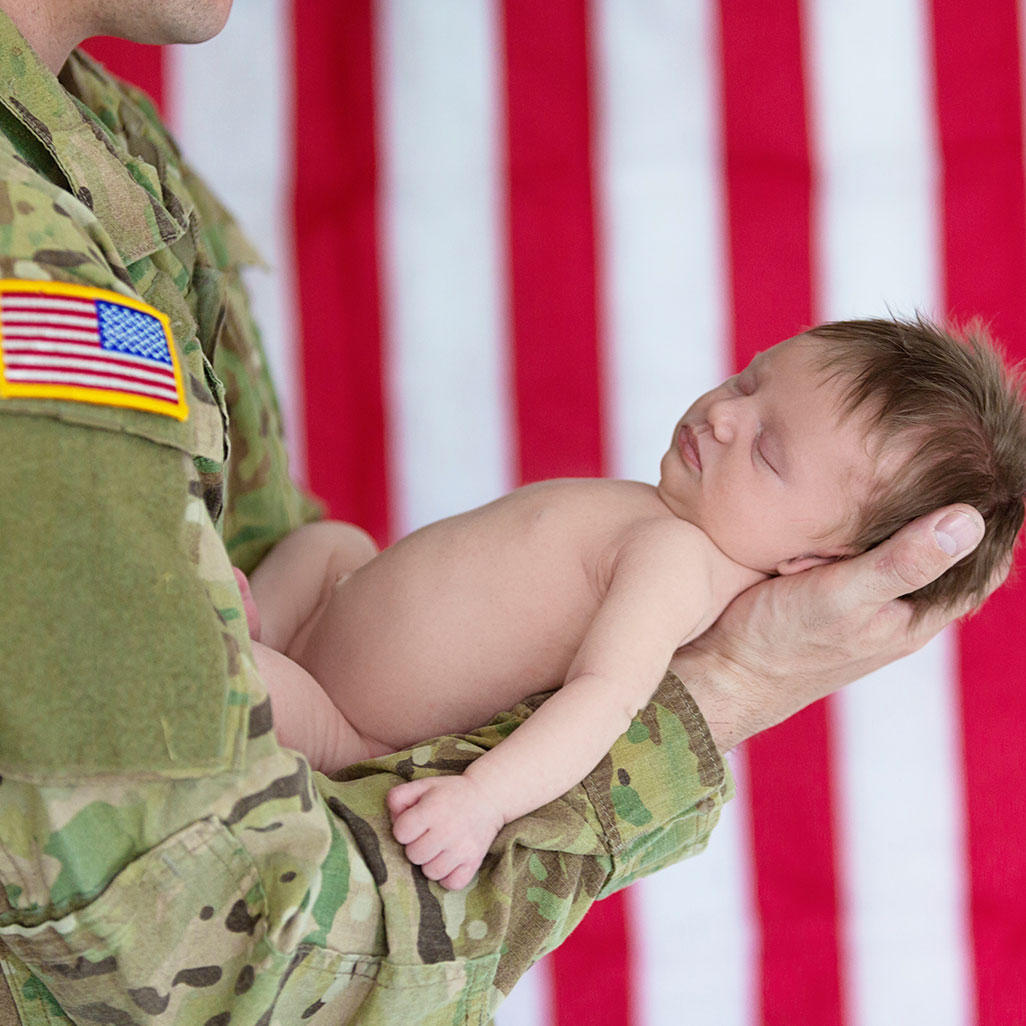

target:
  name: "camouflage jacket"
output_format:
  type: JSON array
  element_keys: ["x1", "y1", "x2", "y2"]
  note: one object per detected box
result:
[{"x1": 0, "y1": 15, "x2": 732, "y2": 1025}]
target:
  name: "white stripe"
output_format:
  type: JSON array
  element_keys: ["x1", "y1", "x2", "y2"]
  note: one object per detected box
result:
[
  {"x1": 494, "y1": 956, "x2": 553, "y2": 1026},
  {"x1": 376, "y1": 0, "x2": 513, "y2": 537},
  {"x1": 1, "y1": 312, "x2": 98, "y2": 329},
  {"x1": 2, "y1": 326, "x2": 99, "y2": 343},
  {"x1": 834, "y1": 638, "x2": 970, "y2": 1026},
  {"x1": 3, "y1": 339, "x2": 169, "y2": 371},
  {"x1": 805, "y1": 0, "x2": 939, "y2": 318},
  {"x1": 4, "y1": 367, "x2": 178, "y2": 400},
  {"x1": 167, "y1": 0, "x2": 307, "y2": 478},
  {"x1": 804, "y1": 1, "x2": 972, "y2": 1022},
  {"x1": 2, "y1": 297, "x2": 95, "y2": 313},
  {"x1": 593, "y1": 3, "x2": 752, "y2": 1023},
  {"x1": 634, "y1": 753, "x2": 756, "y2": 1026},
  {"x1": 595, "y1": 0, "x2": 729, "y2": 487},
  {"x1": 3, "y1": 353, "x2": 175, "y2": 386}
]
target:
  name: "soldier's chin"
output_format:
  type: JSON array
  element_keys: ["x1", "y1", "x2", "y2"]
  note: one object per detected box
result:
[{"x1": 117, "y1": 1, "x2": 235, "y2": 47}]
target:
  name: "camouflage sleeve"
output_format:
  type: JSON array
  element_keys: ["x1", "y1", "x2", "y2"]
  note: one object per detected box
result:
[
  {"x1": 0, "y1": 157, "x2": 333, "y2": 1020},
  {"x1": 177, "y1": 157, "x2": 324, "y2": 573},
  {"x1": 319, "y1": 672, "x2": 732, "y2": 1016},
  {"x1": 0, "y1": 156, "x2": 731, "y2": 1023}
]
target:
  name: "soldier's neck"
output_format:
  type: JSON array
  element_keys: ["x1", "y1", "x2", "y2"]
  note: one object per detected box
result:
[{"x1": 1, "y1": 1, "x2": 89, "y2": 74}]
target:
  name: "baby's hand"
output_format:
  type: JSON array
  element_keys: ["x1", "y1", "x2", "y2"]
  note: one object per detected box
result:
[{"x1": 387, "y1": 775, "x2": 505, "y2": 890}]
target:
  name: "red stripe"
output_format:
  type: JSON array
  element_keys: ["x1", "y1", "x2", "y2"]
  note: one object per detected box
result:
[
  {"x1": 717, "y1": 4, "x2": 846, "y2": 1025},
  {"x1": 501, "y1": 0, "x2": 608, "y2": 485},
  {"x1": 550, "y1": 891, "x2": 636, "y2": 1026},
  {"x1": 6, "y1": 361, "x2": 173, "y2": 385},
  {"x1": 79, "y1": 38, "x2": 166, "y2": 115},
  {"x1": 3, "y1": 297, "x2": 94, "y2": 311},
  {"x1": 499, "y1": 2, "x2": 628, "y2": 1024},
  {"x1": 930, "y1": 4, "x2": 1026, "y2": 1021},
  {"x1": 4, "y1": 336, "x2": 101, "y2": 346},
  {"x1": 291, "y1": 0, "x2": 391, "y2": 545},
  {"x1": 3, "y1": 332, "x2": 98, "y2": 341},
  {"x1": 4, "y1": 373, "x2": 174, "y2": 402},
  {"x1": 4, "y1": 358, "x2": 174, "y2": 388}
]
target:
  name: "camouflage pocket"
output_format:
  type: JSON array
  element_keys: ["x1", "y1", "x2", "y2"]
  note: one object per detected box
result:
[
  {"x1": 0, "y1": 816, "x2": 263, "y2": 1024},
  {"x1": 0, "y1": 814, "x2": 501, "y2": 1025},
  {"x1": 265, "y1": 945, "x2": 501, "y2": 1026}
]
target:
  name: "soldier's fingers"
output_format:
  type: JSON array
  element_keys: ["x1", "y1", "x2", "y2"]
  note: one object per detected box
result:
[
  {"x1": 905, "y1": 550, "x2": 1012, "y2": 652},
  {"x1": 843, "y1": 505, "x2": 984, "y2": 613}
]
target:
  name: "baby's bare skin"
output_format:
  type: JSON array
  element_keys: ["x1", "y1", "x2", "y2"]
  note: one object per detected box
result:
[
  {"x1": 291, "y1": 479, "x2": 757, "y2": 750},
  {"x1": 250, "y1": 481, "x2": 760, "y2": 889},
  {"x1": 249, "y1": 334, "x2": 883, "y2": 888}
]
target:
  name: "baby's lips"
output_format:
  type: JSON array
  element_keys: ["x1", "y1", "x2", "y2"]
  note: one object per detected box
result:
[{"x1": 678, "y1": 423, "x2": 702, "y2": 471}]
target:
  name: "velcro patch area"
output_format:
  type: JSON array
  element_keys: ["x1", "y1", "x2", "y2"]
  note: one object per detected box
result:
[{"x1": 0, "y1": 279, "x2": 188, "y2": 421}]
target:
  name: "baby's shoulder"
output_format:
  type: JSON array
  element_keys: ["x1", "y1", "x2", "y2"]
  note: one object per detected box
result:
[
  {"x1": 617, "y1": 513, "x2": 721, "y2": 565},
  {"x1": 614, "y1": 515, "x2": 764, "y2": 610},
  {"x1": 512, "y1": 477, "x2": 672, "y2": 515}
]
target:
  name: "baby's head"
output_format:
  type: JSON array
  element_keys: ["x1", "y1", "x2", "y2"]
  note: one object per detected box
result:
[
  {"x1": 806, "y1": 315, "x2": 1026, "y2": 612},
  {"x1": 658, "y1": 315, "x2": 1026, "y2": 614}
]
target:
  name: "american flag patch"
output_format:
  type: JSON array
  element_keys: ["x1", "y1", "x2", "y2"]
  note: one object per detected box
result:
[{"x1": 0, "y1": 280, "x2": 188, "y2": 420}]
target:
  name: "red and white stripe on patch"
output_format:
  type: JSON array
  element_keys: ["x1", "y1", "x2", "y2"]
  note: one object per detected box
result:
[{"x1": 0, "y1": 280, "x2": 187, "y2": 421}]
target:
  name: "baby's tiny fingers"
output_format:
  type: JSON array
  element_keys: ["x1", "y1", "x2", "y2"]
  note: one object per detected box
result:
[
  {"x1": 439, "y1": 862, "x2": 479, "y2": 891},
  {"x1": 404, "y1": 831, "x2": 444, "y2": 867},
  {"x1": 391, "y1": 805, "x2": 430, "y2": 846},
  {"x1": 387, "y1": 779, "x2": 431, "y2": 820},
  {"x1": 420, "y1": 849, "x2": 462, "y2": 883}
]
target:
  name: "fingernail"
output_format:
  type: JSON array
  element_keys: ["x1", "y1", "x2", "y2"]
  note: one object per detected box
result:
[{"x1": 934, "y1": 511, "x2": 983, "y2": 556}]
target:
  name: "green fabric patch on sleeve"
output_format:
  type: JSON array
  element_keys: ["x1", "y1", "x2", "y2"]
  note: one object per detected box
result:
[{"x1": 0, "y1": 414, "x2": 243, "y2": 780}]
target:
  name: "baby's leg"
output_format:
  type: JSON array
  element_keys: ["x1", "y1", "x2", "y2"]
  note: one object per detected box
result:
[
  {"x1": 250, "y1": 520, "x2": 379, "y2": 653},
  {"x1": 251, "y1": 640, "x2": 392, "y2": 775}
]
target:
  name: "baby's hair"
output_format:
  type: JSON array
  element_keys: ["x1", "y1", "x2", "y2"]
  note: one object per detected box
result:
[{"x1": 807, "y1": 314, "x2": 1026, "y2": 614}]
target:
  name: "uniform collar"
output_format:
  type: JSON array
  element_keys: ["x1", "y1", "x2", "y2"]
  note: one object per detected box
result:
[{"x1": 0, "y1": 11, "x2": 190, "y2": 265}]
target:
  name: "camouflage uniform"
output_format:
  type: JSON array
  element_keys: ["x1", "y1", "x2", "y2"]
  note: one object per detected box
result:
[{"x1": 0, "y1": 14, "x2": 732, "y2": 1024}]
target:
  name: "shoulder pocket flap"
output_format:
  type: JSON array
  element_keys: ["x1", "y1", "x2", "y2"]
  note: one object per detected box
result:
[{"x1": 0, "y1": 279, "x2": 194, "y2": 453}]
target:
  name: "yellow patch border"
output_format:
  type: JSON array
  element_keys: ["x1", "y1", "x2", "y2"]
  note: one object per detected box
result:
[{"x1": 0, "y1": 279, "x2": 189, "y2": 421}]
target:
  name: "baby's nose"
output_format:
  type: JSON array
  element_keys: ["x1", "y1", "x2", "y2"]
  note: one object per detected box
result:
[{"x1": 706, "y1": 399, "x2": 736, "y2": 443}]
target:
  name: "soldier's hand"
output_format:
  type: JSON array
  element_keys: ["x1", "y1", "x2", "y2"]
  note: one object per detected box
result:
[
  {"x1": 387, "y1": 774, "x2": 505, "y2": 890},
  {"x1": 672, "y1": 504, "x2": 992, "y2": 752}
]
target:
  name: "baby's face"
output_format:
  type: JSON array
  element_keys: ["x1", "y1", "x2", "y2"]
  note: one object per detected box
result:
[{"x1": 658, "y1": 334, "x2": 887, "y2": 575}]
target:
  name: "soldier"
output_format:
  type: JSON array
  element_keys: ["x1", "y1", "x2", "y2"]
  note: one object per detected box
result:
[{"x1": 0, "y1": 1, "x2": 993, "y2": 1023}]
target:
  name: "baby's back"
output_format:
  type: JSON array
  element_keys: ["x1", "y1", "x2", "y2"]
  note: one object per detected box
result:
[{"x1": 293, "y1": 479, "x2": 677, "y2": 749}]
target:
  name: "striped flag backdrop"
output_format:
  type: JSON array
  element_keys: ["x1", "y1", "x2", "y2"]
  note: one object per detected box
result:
[{"x1": 84, "y1": 2, "x2": 1026, "y2": 1023}]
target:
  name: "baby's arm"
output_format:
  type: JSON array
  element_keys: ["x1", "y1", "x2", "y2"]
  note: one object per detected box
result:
[
  {"x1": 248, "y1": 520, "x2": 378, "y2": 653},
  {"x1": 388, "y1": 520, "x2": 725, "y2": 889}
]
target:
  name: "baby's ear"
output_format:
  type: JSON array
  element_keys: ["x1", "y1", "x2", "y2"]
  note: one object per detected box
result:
[{"x1": 775, "y1": 553, "x2": 844, "y2": 576}]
